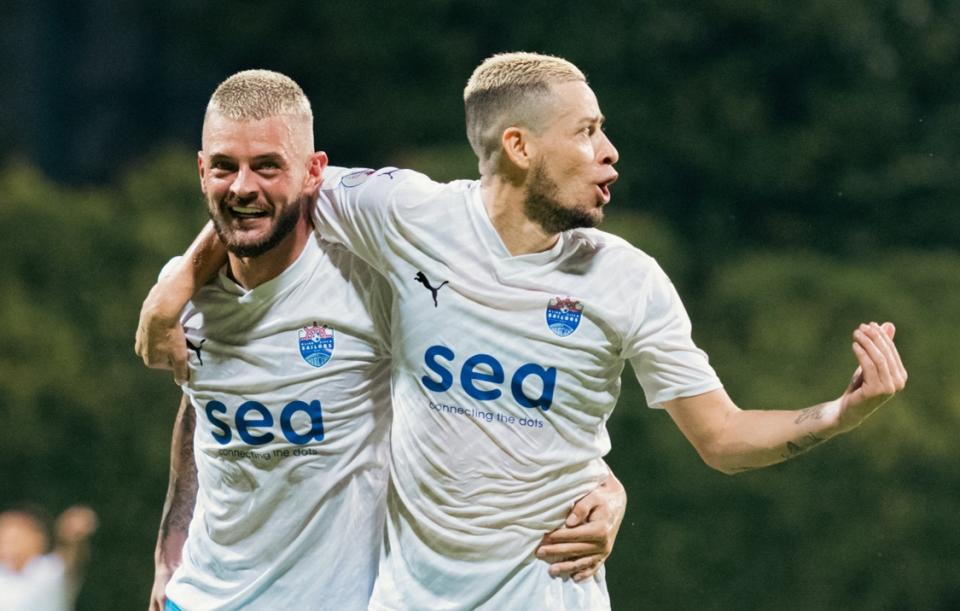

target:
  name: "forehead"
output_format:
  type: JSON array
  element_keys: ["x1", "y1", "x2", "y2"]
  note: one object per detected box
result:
[
  {"x1": 543, "y1": 80, "x2": 602, "y2": 126},
  {"x1": 201, "y1": 112, "x2": 302, "y2": 157}
]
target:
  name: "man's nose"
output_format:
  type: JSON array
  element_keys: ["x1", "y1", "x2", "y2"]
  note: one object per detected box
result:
[
  {"x1": 599, "y1": 131, "x2": 619, "y2": 166},
  {"x1": 230, "y1": 166, "x2": 259, "y2": 199}
]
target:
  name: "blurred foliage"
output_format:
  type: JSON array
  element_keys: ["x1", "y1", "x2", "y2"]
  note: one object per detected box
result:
[{"x1": 1, "y1": 0, "x2": 958, "y2": 609}]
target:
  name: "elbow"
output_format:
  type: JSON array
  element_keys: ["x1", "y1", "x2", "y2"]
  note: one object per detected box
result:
[{"x1": 695, "y1": 440, "x2": 743, "y2": 476}]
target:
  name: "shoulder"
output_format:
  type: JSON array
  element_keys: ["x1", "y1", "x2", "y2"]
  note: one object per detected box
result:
[
  {"x1": 566, "y1": 228, "x2": 665, "y2": 280},
  {"x1": 321, "y1": 166, "x2": 475, "y2": 209}
]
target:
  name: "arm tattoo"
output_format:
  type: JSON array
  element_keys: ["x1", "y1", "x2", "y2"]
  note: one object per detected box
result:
[
  {"x1": 782, "y1": 433, "x2": 825, "y2": 459},
  {"x1": 794, "y1": 404, "x2": 826, "y2": 425},
  {"x1": 161, "y1": 402, "x2": 198, "y2": 538}
]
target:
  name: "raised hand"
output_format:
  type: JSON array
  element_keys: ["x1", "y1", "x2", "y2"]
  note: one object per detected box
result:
[{"x1": 836, "y1": 322, "x2": 907, "y2": 433}]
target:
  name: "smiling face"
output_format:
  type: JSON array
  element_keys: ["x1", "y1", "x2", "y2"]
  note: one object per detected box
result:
[
  {"x1": 522, "y1": 80, "x2": 619, "y2": 232},
  {"x1": 199, "y1": 111, "x2": 324, "y2": 258}
]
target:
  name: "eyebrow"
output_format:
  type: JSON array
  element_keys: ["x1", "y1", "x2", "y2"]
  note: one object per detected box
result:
[
  {"x1": 578, "y1": 114, "x2": 606, "y2": 127},
  {"x1": 207, "y1": 152, "x2": 287, "y2": 165}
]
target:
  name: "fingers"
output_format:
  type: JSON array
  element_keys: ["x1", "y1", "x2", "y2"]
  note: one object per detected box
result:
[
  {"x1": 537, "y1": 541, "x2": 599, "y2": 563},
  {"x1": 879, "y1": 322, "x2": 907, "y2": 383},
  {"x1": 881, "y1": 321, "x2": 896, "y2": 340},
  {"x1": 852, "y1": 322, "x2": 906, "y2": 395},
  {"x1": 540, "y1": 522, "x2": 605, "y2": 546},
  {"x1": 172, "y1": 349, "x2": 190, "y2": 385},
  {"x1": 545, "y1": 553, "x2": 604, "y2": 580}
]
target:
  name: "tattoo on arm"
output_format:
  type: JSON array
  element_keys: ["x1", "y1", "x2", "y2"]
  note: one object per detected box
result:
[
  {"x1": 782, "y1": 433, "x2": 825, "y2": 459},
  {"x1": 159, "y1": 399, "x2": 198, "y2": 544},
  {"x1": 794, "y1": 404, "x2": 826, "y2": 425}
]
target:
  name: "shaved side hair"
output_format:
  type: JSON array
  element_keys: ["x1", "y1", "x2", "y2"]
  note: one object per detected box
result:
[{"x1": 464, "y1": 52, "x2": 586, "y2": 175}]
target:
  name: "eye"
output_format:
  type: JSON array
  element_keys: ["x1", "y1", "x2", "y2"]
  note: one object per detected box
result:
[
  {"x1": 211, "y1": 160, "x2": 236, "y2": 173},
  {"x1": 255, "y1": 160, "x2": 283, "y2": 175}
]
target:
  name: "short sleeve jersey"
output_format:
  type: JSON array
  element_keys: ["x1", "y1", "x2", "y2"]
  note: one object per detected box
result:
[
  {"x1": 313, "y1": 167, "x2": 722, "y2": 611},
  {"x1": 165, "y1": 235, "x2": 392, "y2": 610}
]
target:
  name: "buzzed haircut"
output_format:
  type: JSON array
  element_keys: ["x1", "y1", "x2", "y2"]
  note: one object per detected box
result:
[
  {"x1": 206, "y1": 69, "x2": 313, "y2": 124},
  {"x1": 464, "y1": 52, "x2": 586, "y2": 175}
]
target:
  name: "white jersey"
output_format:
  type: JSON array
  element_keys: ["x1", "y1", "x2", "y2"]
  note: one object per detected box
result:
[
  {"x1": 0, "y1": 555, "x2": 69, "y2": 611},
  {"x1": 166, "y1": 235, "x2": 392, "y2": 610},
  {"x1": 313, "y1": 167, "x2": 723, "y2": 610}
]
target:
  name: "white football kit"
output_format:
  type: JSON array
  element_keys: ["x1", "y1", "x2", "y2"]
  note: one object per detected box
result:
[
  {"x1": 313, "y1": 167, "x2": 723, "y2": 610},
  {"x1": 165, "y1": 235, "x2": 392, "y2": 610}
]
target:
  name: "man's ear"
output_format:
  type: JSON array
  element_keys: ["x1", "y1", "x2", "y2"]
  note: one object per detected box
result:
[
  {"x1": 197, "y1": 151, "x2": 207, "y2": 194},
  {"x1": 501, "y1": 127, "x2": 535, "y2": 171},
  {"x1": 305, "y1": 151, "x2": 329, "y2": 192}
]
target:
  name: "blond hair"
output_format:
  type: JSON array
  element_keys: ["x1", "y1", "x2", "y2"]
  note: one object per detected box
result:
[
  {"x1": 464, "y1": 52, "x2": 586, "y2": 174},
  {"x1": 206, "y1": 69, "x2": 312, "y2": 122},
  {"x1": 204, "y1": 69, "x2": 314, "y2": 152}
]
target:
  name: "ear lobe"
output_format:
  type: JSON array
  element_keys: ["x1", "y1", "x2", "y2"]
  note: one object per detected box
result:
[{"x1": 501, "y1": 127, "x2": 534, "y2": 171}]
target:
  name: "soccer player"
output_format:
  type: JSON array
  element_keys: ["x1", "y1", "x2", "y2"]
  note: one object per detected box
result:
[
  {"x1": 142, "y1": 70, "x2": 627, "y2": 611},
  {"x1": 140, "y1": 55, "x2": 906, "y2": 609},
  {"x1": 0, "y1": 504, "x2": 98, "y2": 611}
]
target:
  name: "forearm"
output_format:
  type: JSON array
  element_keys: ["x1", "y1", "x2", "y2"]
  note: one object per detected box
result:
[
  {"x1": 151, "y1": 221, "x2": 225, "y2": 311},
  {"x1": 154, "y1": 395, "x2": 198, "y2": 574},
  {"x1": 704, "y1": 399, "x2": 843, "y2": 474}
]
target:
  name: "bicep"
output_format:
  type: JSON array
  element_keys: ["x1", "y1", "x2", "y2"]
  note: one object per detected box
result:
[{"x1": 662, "y1": 388, "x2": 739, "y2": 453}]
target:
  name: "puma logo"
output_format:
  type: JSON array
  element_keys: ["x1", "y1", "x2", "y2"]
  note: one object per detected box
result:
[
  {"x1": 186, "y1": 338, "x2": 205, "y2": 366},
  {"x1": 414, "y1": 271, "x2": 449, "y2": 308}
]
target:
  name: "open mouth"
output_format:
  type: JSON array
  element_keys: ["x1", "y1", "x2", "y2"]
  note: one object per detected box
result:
[
  {"x1": 229, "y1": 205, "x2": 269, "y2": 219},
  {"x1": 596, "y1": 173, "x2": 618, "y2": 204},
  {"x1": 596, "y1": 181, "x2": 613, "y2": 203}
]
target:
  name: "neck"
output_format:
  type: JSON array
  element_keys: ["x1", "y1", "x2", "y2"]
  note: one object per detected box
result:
[
  {"x1": 227, "y1": 219, "x2": 311, "y2": 290},
  {"x1": 479, "y1": 174, "x2": 559, "y2": 256}
]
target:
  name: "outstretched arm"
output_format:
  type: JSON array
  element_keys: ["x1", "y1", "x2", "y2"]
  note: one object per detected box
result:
[
  {"x1": 149, "y1": 394, "x2": 198, "y2": 611},
  {"x1": 53, "y1": 505, "x2": 98, "y2": 602},
  {"x1": 136, "y1": 222, "x2": 226, "y2": 383},
  {"x1": 536, "y1": 470, "x2": 627, "y2": 582},
  {"x1": 665, "y1": 322, "x2": 907, "y2": 475}
]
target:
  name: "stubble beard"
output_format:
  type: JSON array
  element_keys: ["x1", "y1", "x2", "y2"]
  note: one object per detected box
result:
[
  {"x1": 523, "y1": 162, "x2": 602, "y2": 234},
  {"x1": 208, "y1": 194, "x2": 305, "y2": 258}
]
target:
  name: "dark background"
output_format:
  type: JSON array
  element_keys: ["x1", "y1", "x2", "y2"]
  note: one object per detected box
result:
[{"x1": 1, "y1": 1, "x2": 957, "y2": 608}]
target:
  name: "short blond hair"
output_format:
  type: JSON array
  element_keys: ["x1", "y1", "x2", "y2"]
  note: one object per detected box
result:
[
  {"x1": 464, "y1": 52, "x2": 586, "y2": 174},
  {"x1": 206, "y1": 69, "x2": 313, "y2": 123}
]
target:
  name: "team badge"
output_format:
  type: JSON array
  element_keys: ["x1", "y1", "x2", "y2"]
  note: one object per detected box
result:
[
  {"x1": 546, "y1": 297, "x2": 584, "y2": 337},
  {"x1": 298, "y1": 322, "x2": 335, "y2": 367}
]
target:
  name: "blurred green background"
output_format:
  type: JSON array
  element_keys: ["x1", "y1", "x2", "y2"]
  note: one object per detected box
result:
[{"x1": 1, "y1": 1, "x2": 957, "y2": 609}]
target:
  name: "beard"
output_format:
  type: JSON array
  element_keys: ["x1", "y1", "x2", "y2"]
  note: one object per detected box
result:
[
  {"x1": 208, "y1": 194, "x2": 305, "y2": 258},
  {"x1": 523, "y1": 162, "x2": 602, "y2": 234}
]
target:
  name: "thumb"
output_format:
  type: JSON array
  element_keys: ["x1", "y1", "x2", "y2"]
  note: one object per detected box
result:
[{"x1": 565, "y1": 499, "x2": 592, "y2": 527}]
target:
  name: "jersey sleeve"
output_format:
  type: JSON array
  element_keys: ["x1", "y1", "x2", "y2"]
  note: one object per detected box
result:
[
  {"x1": 622, "y1": 264, "x2": 722, "y2": 408},
  {"x1": 313, "y1": 166, "x2": 434, "y2": 274}
]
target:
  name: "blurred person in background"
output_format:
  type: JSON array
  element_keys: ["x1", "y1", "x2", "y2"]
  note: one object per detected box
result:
[{"x1": 0, "y1": 504, "x2": 98, "y2": 611}]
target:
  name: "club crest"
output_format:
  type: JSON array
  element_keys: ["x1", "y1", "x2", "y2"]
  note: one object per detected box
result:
[
  {"x1": 298, "y1": 322, "x2": 335, "y2": 367},
  {"x1": 546, "y1": 297, "x2": 584, "y2": 337}
]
